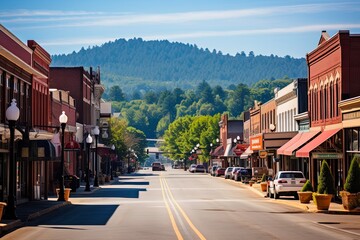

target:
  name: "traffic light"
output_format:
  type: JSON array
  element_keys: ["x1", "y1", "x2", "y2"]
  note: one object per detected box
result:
[
  {"x1": 146, "y1": 149, "x2": 149, "y2": 154},
  {"x1": 156, "y1": 153, "x2": 159, "y2": 159}
]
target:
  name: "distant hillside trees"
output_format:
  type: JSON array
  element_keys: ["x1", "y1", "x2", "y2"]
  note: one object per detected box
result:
[
  {"x1": 110, "y1": 78, "x2": 292, "y2": 139},
  {"x1": 51, "y1": 38, "x2": 306, "y2": 94}
]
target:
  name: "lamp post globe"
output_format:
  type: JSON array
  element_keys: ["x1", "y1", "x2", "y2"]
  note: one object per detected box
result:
[
  {"x1": 85, "y1": 134, "x2": 93, "y2": 191},
  {"x1": 57, "y1": 111, "x2": 67, "y2": 201},
  {"x1": 4, "y1": 99, "x2": 19, "y2": 219},
  {"x1": 93, "y1": 126, "x2": 100, "y2": 187}
]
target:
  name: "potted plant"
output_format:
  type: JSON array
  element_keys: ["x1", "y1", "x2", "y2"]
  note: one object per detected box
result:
[
  {"x1": 313, "y1": 161, "x2": 335, "y2": 211},
  {"x1": 249, "y1": 177, "x2": 256, "y2": 187},
  {"x1": 341, "y1": 156, "x2": 360, "y2": 210},
  {"x1": 297, "y1": 180, "x2": 313, "y2": 203},
  {"x1": 0, "y1": 202, "x2": 6, "y2": 221},
  {"x1": 260, "y1": 173, "x2": 268, "y2": 192}
]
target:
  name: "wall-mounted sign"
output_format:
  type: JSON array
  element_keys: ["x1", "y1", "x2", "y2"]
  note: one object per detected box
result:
[
  {"x1": 259, "y1": 150, "x2": 268, "y2": 158},
  {"x1": 312, "y1": 153, "x2": 343, "y2": 159},
  {"x1": 250, "y1": 135, "x2": 263, "y2": 151}
]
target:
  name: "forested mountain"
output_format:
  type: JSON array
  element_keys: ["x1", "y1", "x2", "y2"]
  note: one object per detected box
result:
[{"x1": 51, "y1": 38, "x2": 307, "y2": 94}]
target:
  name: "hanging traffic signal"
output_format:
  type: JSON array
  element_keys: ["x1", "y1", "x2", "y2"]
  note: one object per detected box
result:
[
  {"x1": 146, "y1": 149, "x2": 149, "y2": 154},
  {"x1": 156, "y1": 153, "x2": 159, "y2": 159}
]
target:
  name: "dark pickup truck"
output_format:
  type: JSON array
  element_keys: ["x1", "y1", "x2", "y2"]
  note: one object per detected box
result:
[{"x1": 234, "y1": 168, "x2": 252, "y2": 183}]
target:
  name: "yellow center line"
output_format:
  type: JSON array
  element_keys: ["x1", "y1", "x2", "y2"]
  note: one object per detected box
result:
[
  {"x1": 160, "y1": 176, "x2": 184, "y2": 240},
  {"x1": 163, "y1": 177, "x2": 207, "y2": 240}
]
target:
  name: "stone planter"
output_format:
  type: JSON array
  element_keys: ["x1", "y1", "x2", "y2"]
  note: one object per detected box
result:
[
  {"x1": 0, "y1": 202, "x2": 6, "y2": 221},
  {"x1": 313, "y1": 193, "x2": 332, "y2": 210},
  {"x1": 260, "y1": 182, "x2": 267, "y2": 192},
  {"x1": 297, "y1": 191, "x2": 313, "y2": 204},
  {"x1": 340, "y1": 191, "x2": 358, "y2": 210}
]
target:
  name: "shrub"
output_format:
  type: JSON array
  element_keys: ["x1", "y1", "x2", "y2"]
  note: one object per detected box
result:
[
  {"x1": 301, "y1": 180, "x2": 313, "y2": 192},
  {"x1": 261, "y1": 173, "x2": 266, "y2": 182},
  {"x1": 317, "y1": 160, "x2": 336, "y2": 195},
  {"x1": 344, "y1": 156, "x2": 360, "y2": 193}
]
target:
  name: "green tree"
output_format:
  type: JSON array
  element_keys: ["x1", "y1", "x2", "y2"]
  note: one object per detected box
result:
[
  {"x1": 108, "y1": 85, "x2": 125, "y2": 101},
  {"x1": 317, "y1": 160, "x2": 336, "y2": 195}
]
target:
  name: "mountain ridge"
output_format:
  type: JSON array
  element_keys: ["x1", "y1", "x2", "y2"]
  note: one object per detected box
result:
[{"x1": 51, "y1": 38, "x2": 307, "y2": 93}]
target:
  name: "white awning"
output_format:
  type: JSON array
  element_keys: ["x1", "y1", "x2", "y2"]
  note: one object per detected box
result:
[
  {"x1": 224, "y1": 143, "x2": 233, "y2": 157},
  {"x1": 240, "y1": 146, "x2": 253, "y2": 159}
]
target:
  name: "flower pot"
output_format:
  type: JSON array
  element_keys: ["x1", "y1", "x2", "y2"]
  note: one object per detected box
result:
[
  {"x1": 260, "y1": 182, "x2": 267, "y2": 192},
  {"x1": 56, "y1": 188, "x2": 72, "y2": 201},
  {"x1": 297, "y1": 191, "x2": 313, "y2": 204},
  {"x1": 249, "y1": 181, "x2": 254, "y2": 187},
  {"x1": 0, "y1": 202, "x2": 7, "y2": 221},
  {"x1": 340, "y1": 191, "x2": 358, "y2": 210},
  {"x1": 313, "y1": 193, "x2": 332, "y2": 210}
]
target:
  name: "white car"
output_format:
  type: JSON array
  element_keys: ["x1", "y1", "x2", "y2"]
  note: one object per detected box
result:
[
  {"x1": 268, "y1": 171, "x2": 307, "y2": 199},
  {"x1": 224, "y1": 167, "x2": 233, "y2": 179},
  {"x1": 188, "y1": 164, "x2": 197, "y2": 173}
]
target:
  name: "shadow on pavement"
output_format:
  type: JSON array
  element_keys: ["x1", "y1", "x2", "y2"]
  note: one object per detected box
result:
[
  {"x1": 115, "y1": 181, "x2": 150, "y2": 186},
  {"x1": 72, "y1": 187, "x2": 147, "y2": 198},
  {"x1": 28, "y1": 204, "x2": 118, "y2": 226}
]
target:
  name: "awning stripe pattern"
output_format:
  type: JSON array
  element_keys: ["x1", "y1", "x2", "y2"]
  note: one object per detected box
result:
[{"x1": 295, "y1": 128, "x2": 341, "y2": 158}]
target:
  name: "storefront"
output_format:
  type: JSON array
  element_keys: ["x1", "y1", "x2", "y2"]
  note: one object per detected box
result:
[
  {"x1": 295, "y1": 128, "x2": 343, "y2": 193},
  {"x1": 339, "y1": 96, "x2": 360, "y2": 189}
]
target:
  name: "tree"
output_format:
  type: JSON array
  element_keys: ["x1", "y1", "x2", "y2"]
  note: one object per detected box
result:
[
  {"x1": 108, "y1": 85, "x2": 125, "y2": 101},
  {"x1": 317, "y1": 160, "x2": 336, "y2": 195}
]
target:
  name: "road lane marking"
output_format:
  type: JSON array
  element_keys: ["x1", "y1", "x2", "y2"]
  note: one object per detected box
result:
[
  {"x1": 162, "y1": 177, "x2": 207, "y2": 240},
  {"x1": 160, "y1": 176, "x2": 184, "y2": 240}
]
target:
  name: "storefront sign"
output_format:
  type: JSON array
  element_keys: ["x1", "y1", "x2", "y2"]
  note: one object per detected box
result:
[
  {"x1": 250, "y1": 135, "x2": 263, "y2": 151},
  {"x1": 312, "y1": 153, "x2": 343, "y2": 159},
  {"x1": 259, "y1": 150, "x2": 268, "y2": 158},
  {"x1": 343, "y1": 110, "x2": 360, "y2": 120}
]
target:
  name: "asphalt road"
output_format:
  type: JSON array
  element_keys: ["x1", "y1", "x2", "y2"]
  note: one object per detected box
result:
[{"x1": 2, "y1": 168, "x2": 360, "y2": 240}]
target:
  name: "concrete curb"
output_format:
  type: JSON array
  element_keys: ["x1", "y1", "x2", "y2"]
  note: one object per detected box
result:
[{"x1": 27, "y1": 201, "x2": 71, "y2": 221}]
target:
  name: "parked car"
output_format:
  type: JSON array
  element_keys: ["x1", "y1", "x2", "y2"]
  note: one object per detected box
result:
[
  {"x1": 189, "y1": 164, "x2": 197, "y2": 172},
  {"x1": 268, "y1": 171, "x2": 307, "y2": 199},
  {"x1": 152, "y1": 162, "x2": 162, "y2": 171},
  {"x1": 234, "y1": 168, "x2": 252, "y2": 183},
  {"x1": 210, "y1": 165, "x2": 218, "y2": 176},
  {"x1": 214, "y1": 167, "x2": 226, "y2": 177},
  {"x1": 230, "y1": 167, "x2": 242, "y2": 180},
  {"x1": 190, "y1": 164, "x2": 206, "y2": 173},
  {"x1": 224, "y1": 167, "x2": 233, "y2": 179}
]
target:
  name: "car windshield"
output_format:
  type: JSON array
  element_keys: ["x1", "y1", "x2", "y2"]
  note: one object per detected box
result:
[{"x1": 279, "y1": 173, "x2": 304, "y2": 178}]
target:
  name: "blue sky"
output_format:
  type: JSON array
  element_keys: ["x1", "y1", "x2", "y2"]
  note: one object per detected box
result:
[{"x1": 1, "y1": 0, "x2": 360, "y2": 58}]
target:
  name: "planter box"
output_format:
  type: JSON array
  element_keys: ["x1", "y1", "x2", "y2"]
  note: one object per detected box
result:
[
  {"x1": 260, "y1": 182, "x2": 267, "y2": 192},
  {"x1": 56, "y1": 188, "x2": 71, "y2": 201},
  {"x1": 298, "y1": 191, "x2": 312, "y2": 204},
  {"x1": 340, "y1": 191, "x2": 358, "y2": 210},
  {"x1": 313, "y1": 193, "x2": 332, "y2": 210}
]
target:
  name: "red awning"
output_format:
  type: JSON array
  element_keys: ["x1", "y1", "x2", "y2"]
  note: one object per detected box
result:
[
  {"x1": 296, "y1": 128, "x2": 342, "y2": 158},
  {"x1": 64, "y1": 140, "x2": 80, "y2": 150},
  {"x1": 97, "y1": 146, "x2": 111, "y2": 157},
  {"x1": 277, "y1": 132, "x2": 302, "y2": 155},
  {"x1": 283, "y1": 131, "x2": 320, "y2": 156},
  {"x1": 211, "y1": 145, "x2": 224, "y2": 157},
  {"x1": 231, "y1": 144, "x2": 249, "y2": 156}
]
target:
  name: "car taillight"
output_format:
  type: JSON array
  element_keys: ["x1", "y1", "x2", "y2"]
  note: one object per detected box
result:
[
  {"x1": 300, "y1": 179, "x2": 307, "y2": 183},
  {"x1": 278, "y1": 179, "x2": 287, "y2": 183}
]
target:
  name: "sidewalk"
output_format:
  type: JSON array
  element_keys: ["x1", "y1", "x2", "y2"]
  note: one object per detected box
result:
[
  {"x1": 0, "y1": 177, "x2": 116, "y2": 236},
  {"x1": 244, "y1": 181, "x2": 360, "y2": 214}
]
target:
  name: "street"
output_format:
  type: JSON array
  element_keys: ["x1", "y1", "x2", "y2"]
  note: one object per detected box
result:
[{"x1": 2, "y1": 168, "x2": 360, "y2": 240}]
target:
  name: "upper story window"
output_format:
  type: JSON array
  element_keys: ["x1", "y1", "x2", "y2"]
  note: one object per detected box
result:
[{"x1": 14, "y1": 78, "x2": 18, "y2": 93}]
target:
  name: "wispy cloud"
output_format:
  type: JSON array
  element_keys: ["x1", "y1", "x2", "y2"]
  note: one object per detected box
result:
[
  {"x1": 41, "y1": 23, "x2": 360, "y2": 48},
  {"x1": 2, "y1": 2, "x2": 359, "y2": 28}
]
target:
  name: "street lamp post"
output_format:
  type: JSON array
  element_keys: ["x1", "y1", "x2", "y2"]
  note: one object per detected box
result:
[
  {"x1": 4, "y1": 99, "x2": 20, "y2": 219},
  {"x1": 85, "y1": 134, "x2": 92, "y2": 191},
  {"x1": 93, "y1": 126, "x2": 100, "y2": 187},
  {"x1": 127, "y1": 148, "x2": 131, "y2": 174},
  {"x1": 57, "y1": 111, "x2": 68, "y2": 201},
  {"x1": 110, "y1": 144, "x2": 115, "y2": 180}
]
